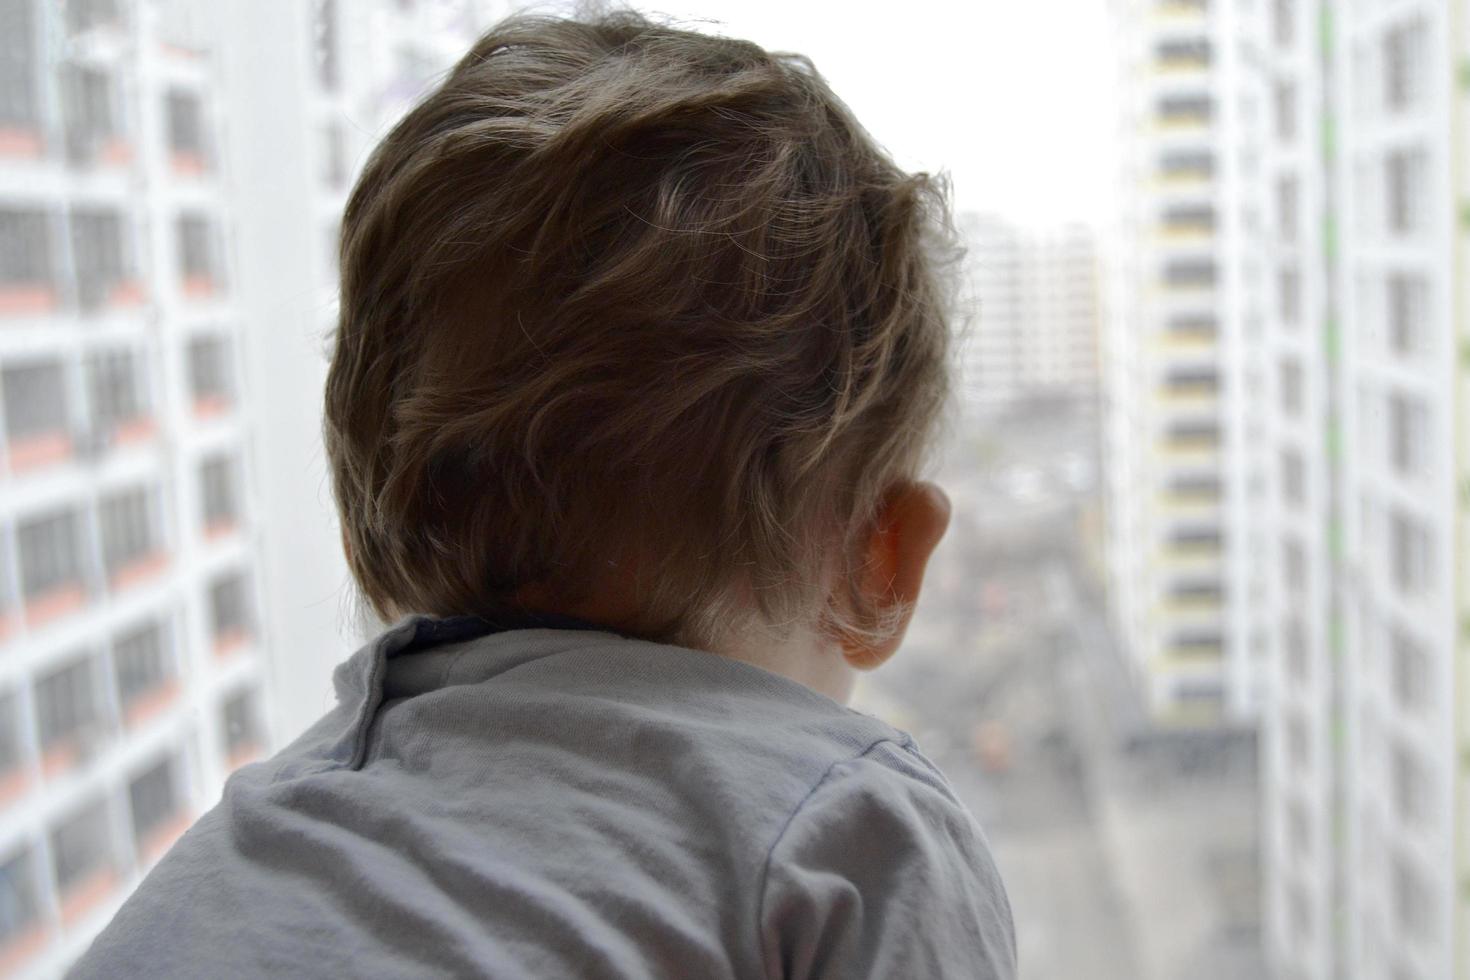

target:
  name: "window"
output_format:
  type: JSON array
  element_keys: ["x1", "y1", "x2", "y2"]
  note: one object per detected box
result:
[
  {"x1": 1168, "y1": 629, "x2": 1222, "y2": 656},
  {"x1": 2, "y1": 360, "x2": 67, "y2": 442},
  {"x1": 62, "y1": 65, "x2": 119, "y2": 162},
  {"x1": 1159, "y1": 150, "x2": 1213, "y2": 180},
  {"x1": 1274, "y1": 81, "x2": 1295, "y2": 142},
  {"x1": 35, "y1": 653, "x2": 100, "y2": 754},
  {"x1": 314, "y1": 0, "x2": 340, "y2": 90},
  {"x1": 1168, "y1": 524, "x2": 1221, "y2": 551},
  {"x1": 1167, "y1": 473, "x2": 1221, "y2": 499},
  {"x1": 209, "y1": 572, "x2": 253, "y2": 644},
  {"x1": 1276, "y1": 175, "x2": 1298, "y2": 241},
  {"x1": 1165, "y1": 419, "x2": 1220, "y2": 448},
  {"x1": 71, "y1": 209, "x2": 131, "y2": 308},
  {"x1": 176, "y1": 213, "x2": 220, "y2": 290},
  {"x1": 1385, "y1": 150, "x2": 1425, "y2": 236},
  {"x1": 187, "y1": 335, "x2": 233, "y2": 409},
  {"x1": 221, "y1": 685, "x2": 262, "y2": 759},
  {"x1": 50, "y1": 797, "x2": 112, "y2": 896},
  {"x1": 1389, "y1": 626, "x2": 1430, "y2": 715},
  {"x1": 0, "y1": 847, "x2": 40, "y2": 948},
  {"x1": 1283, "y1": 616, "x2": 1308, "y2": 685},
  {"x1": 1391, "y1": 853, "x2": 1432, "y2": 943},
  {"x1": 128, "y1": 755, "x2": 180, "y2": 849},
  {"x1": 1390, "y1": 743, "x2": 1429, "y2": 827},
  {"x1": 114, "y1": 619, "x2": 172, "y2": 713},
  {"x1": 1163, "y1": 259, "x2": 1216, "y2": 287},
  {"x1": 1156, "y1": 94, "x2": 1212, "y2": 126},
  {"x1": 1277, "y1": 267, "x2": 1300, "y2": 325},
  {"x1": 1161, "y1": 205, "x2": 1214, "y2": 233},
  {"x1": 1286, "y1": 797, "x2": 1311, "y2": 858},
  {"x1": 1386, "y1": 273, "x2": 1426, "y2": 356},
  {"x1": 99, "y1": 486, "x2": 158, "y2": 578},
  {"x1": 87, "y1": 349, "x2": 147, "y2": 433},
  {"x1": 1155, "y1": 38, "x2": 1210, "y2": 70},
  {"x1": 1166, "y1": 313, "x2": 1216, "y2": 338},
  {"x1": 1383, "y1": 21, "x2": 1424, "y2": 113},
  {"x1": 0, "y1": 690, "x2": 20, "y2": 777},
  {"x1": 165, "y1": 89, "x2": 205, "y2": 162},
  {"x1": 1282, "y1": 537, "x2": 1306, "y2": 594},
  {"x1": 0, "y1": 209, "x2": 52, "y2": 290},
  {"x1": 1389, "y1": 510, "x2": 1432, "y2": 598},
  {"x1": 200, "y1": 453, "x2": 239, "y2": 530},
  {"x1": 66, "y1": 0, "x2": 121, "y2": 35},
  {"x1": 1386, "y1": 391, "x2": 1427, "y2": 478},
  {"x1": 16, "y1": 509, "x2": 84, "y2": 602},
  {"x1": 1280, "y1": 447, "x2": 1305, "y2": 507},
  {"x1": 1286, "y1": 712, "x2": 1310, "y2": 773},
  {"x1": 1163, "y1": 366, "x2": 1218, "y2": 395},
  {"x1": 0, "y1": 0, "x2": 39, "y2": 129},
  {"x1": 321, "y1": 122, "x2": 347, "y2": 187},
  {"x1": 1279, "y1": 358, "x2": 1302, "y2": 417},
  {"x1": 1272, "y1": 0, "x2": 1293, "y2": 48}
]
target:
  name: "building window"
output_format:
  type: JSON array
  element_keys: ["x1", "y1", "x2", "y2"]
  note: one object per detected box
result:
[
  {"x1": 1286, "y1": 797, "x2": 1311, "y2": 859},
  {"x1": 187, "y1": 334, "x2": 233, "y2": 414},
  {"x1": 1383, "y1": 21, "x2": 1424, "y2": 113},
  {"x1": 0, "y1": 209, "x2": 54, "y2": 302},
  {"x1": 35, "y1": 653, "x2": 101, "y2": 757},
  {"x1": 61, "y1": 64, "x2": 121, "y2": 164},
  {"x1": 209, "y1": 572, "x2": 253, "y2": 650},
  {"x1": 1389, "y1": 626, "x2": 1430, "y2": 716},
  {"x1": 176, "y1": 213, "x2": 221, "y2": 294},
  {"x1": 221, "y1": 685, "x2": 263, "y2": 762},
  {"x1": 1282, "y1": 536, "x2": 1306, "y2": 594},
  {"x1": 1390, "y1": 743, "x2": 1430, "y2": 828},
  {"x1": 0, "y1": 0, "x2": 39, "y2": 132},
  {"x1": 1163, "y1": 259, "x2": 1216, "y2": 287},
  {"x1": 113, "y1": 618, "x2": 173, "y2": 718},
  {"x1": 1286, "y1": 712, "x2": 1310, "y2": 773},
  {"x1": 1274, "y1": 81, "x2": 1295, "y2": 142},
  {"x1": 1279, "y1": 358, "x2": 1302, "y2": 417},
  {"x1": 1156, "y1": 94, "x2": 1212, "y2": 126},
  {"x1": 1277, "y1": 267, "x2": 1300, "y2": 325},
  {"x1": 1391, "y1": 852, "x2": 1432, "y2": 943},
  {"x1": 1385, "y1": 150, "x2": 1425, "y2": 236},
  {"x1": 0, "y1": 689, "x2": 20, "y2": 780},
  {"x1": 1276, "y1": 175, "x2": 1298, "y2": 241},
  {"x1": 200, "y1": 453, "x2": 240, "y2": 532},
  {"x1": 1163, "y1": 366, "x2": 1218, "y2": 395},
  {"x1": 65, "y1": 0, "x2": 122, "y2": 35},
  {"x1": 1386, "y1": 273, "x2": 1426, "y2": 356},
  {"x1": 50, "y1": 797, "x2": 113, "y2": 898},
  {"x1": 1159, "y1": 150, "x2": 1213, "y2": 180},
  {"x1": 1272, "y1": 0, "x2": 1293, "y2": 48},
  {"x1": 1280, "y1": 447, "x2": 1305, "y2": 507},
  {"x1": 1155, "y1": 38, "x2": 1210, "y2": 70},
  {"x1": 71, "y1": 209, "x2": 133, "y2": 309},
  {"x1": 1389, "y1": 510, "x2": 1432, "y2": 598},
  {"x1": 87, "y1": 348, "x2": 149, "y2": 436},
  {"x1": 1386, "y1": 391, "x2": 1427, "y2": 478},
  {"x1": 314, "y1": 0, "x2": 340, "y2": 91},
  {"x1": 128, "y1": 755, "x2": 181, "y2": 851},
  {"x1": 16, "y1": 508, "x2": 85, "y2": 607},
  {"x1": 0, "y1": 847, "x2": 40, "y2": 951},
  {"x1": 2, "y1": 360, "x2": 69, "y2": 452},
  {"x1": 99, "y1": 486, "x2": 160, "y2": 582},
  {"x1": 1283, "y1": 616, "x2": 1308, "y2": 686},
  {"x1": 165, "y1": 88, "x2": 206, "y2": 171}
]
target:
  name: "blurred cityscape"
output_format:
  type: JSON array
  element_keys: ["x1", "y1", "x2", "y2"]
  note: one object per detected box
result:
[{"x1": 0, "y1": 1, "x2": 1467, "y2": 979}]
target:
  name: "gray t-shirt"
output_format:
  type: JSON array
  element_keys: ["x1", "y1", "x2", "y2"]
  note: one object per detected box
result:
[{"x1": 73, "y1": 614, "x2": 1016, "y2": 979}]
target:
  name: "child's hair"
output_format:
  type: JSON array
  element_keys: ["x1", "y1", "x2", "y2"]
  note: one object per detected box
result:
[{"x1": 324, "y1": 7, "x2": 960, "y2": 653}]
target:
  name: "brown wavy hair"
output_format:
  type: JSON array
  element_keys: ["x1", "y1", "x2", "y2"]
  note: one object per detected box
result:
[{"x1": 324, "y1": 7, "x2": 959, "y2": 652}]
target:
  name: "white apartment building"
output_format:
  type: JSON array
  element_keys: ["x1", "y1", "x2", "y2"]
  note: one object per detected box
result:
[
  {"x1": 1104, "y1": 0, "x2": 1269, "y2": 730},
  {"x1": 958, "y1": 212, "x2": 1101, "y2": 420},
  {"x1": 0, "y1": 1, "x2": 507, "y2": 975},
  {"x1": 1258, "y1": 1, "x2": 1470, "y2": 977}
]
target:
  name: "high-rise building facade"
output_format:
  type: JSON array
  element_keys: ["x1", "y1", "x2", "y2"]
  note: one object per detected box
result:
[
  {"x1": 1257, "y1": 1, "x2": 1470, "y2": 977},
  {"x1": 0, "y1": 1, "x2": 506, "y2": 975},
  {"x1": 958, "y1": 213, "x2": 1101, "y2": 420},
  {"x1": 1104, "y1": 0, "x2": 1268, "y2": 729}
]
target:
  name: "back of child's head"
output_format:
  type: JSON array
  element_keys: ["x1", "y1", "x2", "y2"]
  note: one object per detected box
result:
[{"x1": 324, "y1": 7, "x2": 959, "y2": 653}]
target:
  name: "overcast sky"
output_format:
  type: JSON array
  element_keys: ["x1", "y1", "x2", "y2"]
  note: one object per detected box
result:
[{"x1": 627, "y1": 0, "x2": 1116, "y2": 226}]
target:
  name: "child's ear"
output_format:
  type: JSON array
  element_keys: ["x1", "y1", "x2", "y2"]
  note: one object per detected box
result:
[{"x1": 837, "y1": 481, "x2": 951, "y2": 670}]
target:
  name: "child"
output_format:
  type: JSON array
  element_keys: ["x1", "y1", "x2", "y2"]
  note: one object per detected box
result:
[{"x1": 74, "y1": 9, "x2": 1015, "y2": 978}]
